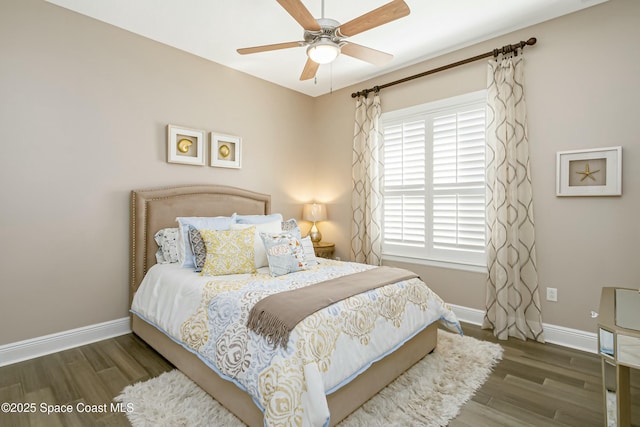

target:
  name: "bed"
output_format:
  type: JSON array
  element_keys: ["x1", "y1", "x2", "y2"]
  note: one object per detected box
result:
[{"x1": 129, "y1": 184, "x2": 460, "y2": 426}]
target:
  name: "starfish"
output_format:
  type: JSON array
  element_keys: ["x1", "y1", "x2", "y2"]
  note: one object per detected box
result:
[{"x1": 575, "y1": 163, "x2": 600, "y2": 181}]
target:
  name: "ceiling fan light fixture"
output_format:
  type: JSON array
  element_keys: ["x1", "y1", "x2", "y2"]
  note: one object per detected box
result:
[{"x1": 307, "y1": 39, "x2": 340, "y2": 64}]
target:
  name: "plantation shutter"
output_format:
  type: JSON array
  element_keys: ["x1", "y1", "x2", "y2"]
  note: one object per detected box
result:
[
  {"x1": 381, "y1": 90, "x2": 487, "y2": 267},
  {"x1": 382, "y1": 120, "x2": 426, "y2": 247},
  {"x1": 432, "y1": 108, "x2": 486, "y2": 253}
]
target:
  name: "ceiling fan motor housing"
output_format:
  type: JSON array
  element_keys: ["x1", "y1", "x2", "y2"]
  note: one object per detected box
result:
[{"x1": 304, "y1": 18, "x2": 342, "y2": 45}]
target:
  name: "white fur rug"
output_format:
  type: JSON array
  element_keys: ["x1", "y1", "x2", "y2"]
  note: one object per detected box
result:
[{"x1": 115, "y1": 331, "x2": 502, "y2": 427}]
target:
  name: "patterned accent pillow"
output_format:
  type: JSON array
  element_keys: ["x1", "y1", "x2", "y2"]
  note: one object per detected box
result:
[
  {"x1": 260, "y1": 232, "x2": 309, "y2": 277},
  {"x1": 200, "y1": 227, "x2": 256, "y2": 276},
  {"x1": 187, "y1": 225, "x2": 207, "y2": 272},
  {"x1": 281, "y1": 218, "x2": 298, "y2": 232},
  {"x1": 176, "y1": 215, "x2": 236, "y2": 269},
  {"x1": 300, "y1": 236, "x2": 318, "y2": 267},
  {"x1": 153, "y1": 228, "x2": 180, "y2": 264}
]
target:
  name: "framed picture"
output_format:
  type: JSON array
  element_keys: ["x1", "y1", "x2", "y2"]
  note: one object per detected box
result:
[
  {"x1": 556, "y1": 146, "x2": 622, "y2": 196},
  {"x1": 167, "y1": 125, "x2": 205, "y2": 166},
  {"x1": 210, "y1": 133, "x2": 241, "y2": 169}
]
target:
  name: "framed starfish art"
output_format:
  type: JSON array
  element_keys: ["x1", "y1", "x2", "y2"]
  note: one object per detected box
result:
[{"x1": 556, "y1": 146, "x2": 622, "y2": 196}]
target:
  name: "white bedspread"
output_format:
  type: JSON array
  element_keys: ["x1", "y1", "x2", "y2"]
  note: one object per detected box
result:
[{"x1": 131, "y1": 259, "x2": 461, "y2": 427}]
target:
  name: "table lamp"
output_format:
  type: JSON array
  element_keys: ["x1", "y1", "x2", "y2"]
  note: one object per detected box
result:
[{"x1": 302, "y1": 203, "x2": 327, "y2": 243}]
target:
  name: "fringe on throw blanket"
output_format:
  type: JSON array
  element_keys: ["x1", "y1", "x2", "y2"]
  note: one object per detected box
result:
[{"x1": 246, "y1": 310, "x2": 292, "y2": 349}]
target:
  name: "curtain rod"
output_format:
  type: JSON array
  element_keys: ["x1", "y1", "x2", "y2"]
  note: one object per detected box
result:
[{"x1": 350, "y1": 37, "x2": 537, "y2": 98}]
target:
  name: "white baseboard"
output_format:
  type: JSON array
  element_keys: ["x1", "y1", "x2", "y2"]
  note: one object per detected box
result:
[
  {"x1": 542, "y1": 323, "x2": 598, "y2": 354},
  {"x1": 450, "y1": 304, "x2": 598, "y2": 354},
  {"x1": 0, "y1": 317, "x2": 131, "y2": 367},
  {"x1": 0, "y1": 305, "x2": 598, "y2": 368}
]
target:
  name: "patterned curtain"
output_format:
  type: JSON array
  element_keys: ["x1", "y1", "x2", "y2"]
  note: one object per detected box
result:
[
  {"x1": 351, "y1": 93, "x2": 382, "y2": 265},
  {"x1": 483, "y1": 56, "x2": 545, "y2": 342}
]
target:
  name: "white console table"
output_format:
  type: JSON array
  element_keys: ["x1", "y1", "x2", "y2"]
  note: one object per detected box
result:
[{"x1": 597, "y1": 287, "x2": 640, "y2": 427}]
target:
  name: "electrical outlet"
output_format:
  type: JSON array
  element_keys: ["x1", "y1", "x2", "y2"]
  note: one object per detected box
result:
[{"x1": 546, "y1": 287, "x2": 558, "y2": 302}]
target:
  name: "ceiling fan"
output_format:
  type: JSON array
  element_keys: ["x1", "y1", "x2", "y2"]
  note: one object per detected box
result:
[{"x1": 237, "y1": 0, "x2": 410, "y2": 81}]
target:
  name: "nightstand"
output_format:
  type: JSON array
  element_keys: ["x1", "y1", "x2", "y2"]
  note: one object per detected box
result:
[{"x1": 312, "y1": 241, "x2": 335, "y2": 259}]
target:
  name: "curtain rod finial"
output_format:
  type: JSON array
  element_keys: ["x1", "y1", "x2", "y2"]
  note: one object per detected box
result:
[{"x1": 526, "y1": 37, "x2": 537, "y2": 46}]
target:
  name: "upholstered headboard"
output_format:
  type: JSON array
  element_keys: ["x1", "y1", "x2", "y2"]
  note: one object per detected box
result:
[{"x1": 129, "y1": 184, "x2": 271, "y2": 306}]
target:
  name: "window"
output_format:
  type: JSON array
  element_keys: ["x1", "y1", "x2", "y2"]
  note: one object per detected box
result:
[{"x1": 381, "y1": 91, "x2": 486, "y2": 268}]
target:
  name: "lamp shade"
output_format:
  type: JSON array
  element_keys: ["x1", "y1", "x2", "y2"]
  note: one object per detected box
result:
[{"x1": 302, "y1": 203, "x2": 327, "y2": 222}]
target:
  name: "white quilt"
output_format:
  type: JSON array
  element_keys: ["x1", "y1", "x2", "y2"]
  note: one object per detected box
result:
[{"x1": 131, "y1": 259, "x2": 461, "y2": 427}]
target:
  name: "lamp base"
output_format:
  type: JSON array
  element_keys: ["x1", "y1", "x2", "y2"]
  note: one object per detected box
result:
[{"x1": 309, "y1": 223, "x2": 322, "y2": 243}]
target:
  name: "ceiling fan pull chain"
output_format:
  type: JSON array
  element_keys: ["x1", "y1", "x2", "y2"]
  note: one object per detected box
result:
[{"x1": 330, "y1": 62, "x2": 333, "y2": 94}]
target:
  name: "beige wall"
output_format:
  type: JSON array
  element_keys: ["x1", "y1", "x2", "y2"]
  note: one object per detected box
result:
[
  {"x1": 0, "y1": 0, "x2": 315, "y2": 345},
  {"x1": 1, "y1": 0, "x2": 638, "y2": 346},
  {"x1": 314, "y1": 0, "x2": 640, "y2": 333}
]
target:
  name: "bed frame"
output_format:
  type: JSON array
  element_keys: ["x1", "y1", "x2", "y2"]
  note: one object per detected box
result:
[{"x1": 130, "y1": 184, "x2": 438, "y2": 426}]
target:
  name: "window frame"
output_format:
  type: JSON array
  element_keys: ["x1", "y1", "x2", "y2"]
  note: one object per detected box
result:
[{"x1": 380, "y1": 90, "x2": 488, "y2": 271}]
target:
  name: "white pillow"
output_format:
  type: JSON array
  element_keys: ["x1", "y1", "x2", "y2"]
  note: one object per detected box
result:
[
  {"x1": 230, "y1": 219, "x2": 282, "y2": 268},
  {"x1": 235, "y1": 213, "x2": 283, "y2": 224}
]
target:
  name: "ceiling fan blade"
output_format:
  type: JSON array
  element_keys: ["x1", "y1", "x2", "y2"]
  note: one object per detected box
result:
[
  {"x1": 340, "y1": 42, "x2": 393, "y2": 66},
  {"x1": 300, "y1": 58, "x2": 319, "y2": 81},
  {"x1": 237, "y1": 41, "x2": 303, "y2": 55},
  {"x1": 337, "y1": 0, "x2": 410, "y2": 37},
  {"x1": 276, "y1": 0, "x2": 321, "y2": 31}
]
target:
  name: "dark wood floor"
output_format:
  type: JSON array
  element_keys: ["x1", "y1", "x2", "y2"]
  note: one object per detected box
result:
[
  {"x1": 455, "y1": 324, "x2": 639, "y2": 427},
  {"x1": 1, "y1": 322, "x2": 638, "y2": 426}
]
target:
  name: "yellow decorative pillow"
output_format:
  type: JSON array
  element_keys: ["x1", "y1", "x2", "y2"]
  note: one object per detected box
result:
[{"x1": 200, "y1": 227, "x2": 256, "y2": 276}]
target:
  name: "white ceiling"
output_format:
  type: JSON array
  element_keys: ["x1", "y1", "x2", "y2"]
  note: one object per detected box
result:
[{"x1": 46, "y1": 0, "x2": 606, "y2": 97}]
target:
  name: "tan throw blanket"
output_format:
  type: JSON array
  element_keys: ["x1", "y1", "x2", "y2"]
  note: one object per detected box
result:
[{"x1": 246, "y1": 266, "x2": 419, "y2": 348}]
